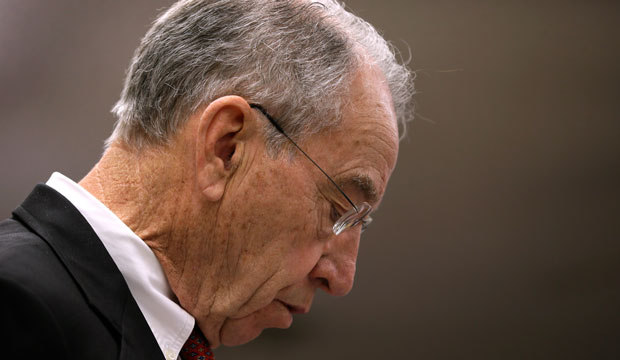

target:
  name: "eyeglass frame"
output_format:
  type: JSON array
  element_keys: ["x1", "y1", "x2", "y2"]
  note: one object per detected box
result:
[{"x1": 249, "y1": 103, "x2": 372, "y2": 235}]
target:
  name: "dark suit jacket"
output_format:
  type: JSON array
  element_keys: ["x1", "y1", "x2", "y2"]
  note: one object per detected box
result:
[{"x1": 0, "y1": 184, "x2": 165, "y2": 360}]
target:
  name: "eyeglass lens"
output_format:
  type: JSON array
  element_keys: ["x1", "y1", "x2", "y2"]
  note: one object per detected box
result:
[{"x1": 333, "y1": 202, "x2": 372, "y2": 235}]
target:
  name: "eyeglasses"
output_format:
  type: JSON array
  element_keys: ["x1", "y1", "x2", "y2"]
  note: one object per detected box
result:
[{"x1": 250, "y1": 104, "x2": 372, "y2": 235}]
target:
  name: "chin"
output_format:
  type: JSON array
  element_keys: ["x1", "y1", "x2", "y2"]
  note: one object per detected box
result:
[
  {"x1": 221, "y1": 328, "x2": 264, "y2": 347},
  {"x1": 219, "y1": 300, "x2": 293, "y2": 346}
]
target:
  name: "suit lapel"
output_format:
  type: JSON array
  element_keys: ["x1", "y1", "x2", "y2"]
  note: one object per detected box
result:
[{"x1": 13, "y1": 184, "x2": 165, "y2": 360}]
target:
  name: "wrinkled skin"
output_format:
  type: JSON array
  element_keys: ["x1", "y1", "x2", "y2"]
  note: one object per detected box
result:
[
  {"x1": 80, "y1": 63, "x2": 399, "y2": 348},
  {"x1": 200, "y1": 65, "x2": 399, "y2": 347}
]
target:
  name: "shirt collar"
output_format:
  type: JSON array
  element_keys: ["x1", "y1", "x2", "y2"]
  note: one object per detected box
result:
[{"x1": 46, "y1": 172, "x2": 194, "y2": 360}]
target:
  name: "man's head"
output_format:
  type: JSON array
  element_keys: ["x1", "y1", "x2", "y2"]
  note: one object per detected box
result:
[
  {"x1": 98, "y1": 0, "x2": 412, "y2": 349},
  {"x1": 108, "y1": 0, "x2": 412, "y2": 150}
]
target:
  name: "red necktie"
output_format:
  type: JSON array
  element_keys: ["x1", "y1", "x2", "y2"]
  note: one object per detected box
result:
[{"x1": 180, "y1": 326, "x2": 215, "y2": 360}]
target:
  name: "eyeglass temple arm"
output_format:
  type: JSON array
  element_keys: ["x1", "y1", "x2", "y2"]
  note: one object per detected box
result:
[{"x1": 250, "y1": 104, "x2": 359, "y2": 212}]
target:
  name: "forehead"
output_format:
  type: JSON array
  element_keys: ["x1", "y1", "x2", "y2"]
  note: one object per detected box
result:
[{"x1": 304, "y1": 65, "x2": 400, "y2": 206}]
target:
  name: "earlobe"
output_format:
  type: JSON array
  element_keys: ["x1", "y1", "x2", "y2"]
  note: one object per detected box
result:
[
  {"x1": 201, "y1": 178, "x2": 227, "y2": 202},
  {"x1": 195, "y1": 96, "x2": 250, "y2": 202}
]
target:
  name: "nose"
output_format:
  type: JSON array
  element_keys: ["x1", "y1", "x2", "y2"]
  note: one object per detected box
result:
[{"x1": 309, "y1": 230, "x2": 360, "y2": 296}]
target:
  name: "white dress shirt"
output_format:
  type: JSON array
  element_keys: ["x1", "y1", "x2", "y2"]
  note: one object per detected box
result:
[{"x1": 46, "y1": 172, "x2": 194, "y2": 360}]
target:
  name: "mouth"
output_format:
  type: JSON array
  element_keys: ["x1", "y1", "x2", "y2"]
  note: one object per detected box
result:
[{"x1": 277, "y1": 300, "x2": 309, "y2": 315}]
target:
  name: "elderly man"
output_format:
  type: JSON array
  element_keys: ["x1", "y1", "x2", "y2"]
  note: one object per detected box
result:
[{"x1": 0, "y1": 0, "x2": 412, "y2": 359}]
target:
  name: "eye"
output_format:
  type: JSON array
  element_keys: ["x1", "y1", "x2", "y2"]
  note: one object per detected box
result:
[{"x1": 330, "y1": 203, "x2": 342, "y2": 223}]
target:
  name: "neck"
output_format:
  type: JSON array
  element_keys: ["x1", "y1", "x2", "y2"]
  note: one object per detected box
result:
[
  {"x1": 79, "y1": 141, "x2": 217, "y2": 304},
  {"x1": 80, "y1": 142, "x2": 184, "y2": 242}
]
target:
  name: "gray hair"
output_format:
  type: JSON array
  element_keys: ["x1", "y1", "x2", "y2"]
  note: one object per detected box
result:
[{"x1": 107, "y1": 0, "x2": 414, "y2": 151}]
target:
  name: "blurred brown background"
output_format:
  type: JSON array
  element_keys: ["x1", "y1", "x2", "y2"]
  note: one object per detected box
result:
[{"x1": 1, "y1": 1, "x2": 619, "y2": 359}]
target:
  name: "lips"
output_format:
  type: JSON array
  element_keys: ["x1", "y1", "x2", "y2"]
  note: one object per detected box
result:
[{"x1": 277, "y1": 300, "x2": 309, "y2": 315}]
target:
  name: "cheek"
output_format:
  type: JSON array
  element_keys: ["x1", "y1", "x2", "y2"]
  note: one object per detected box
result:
[
  {"x1": 227, "y1": 159, "x2": 322, "y2": 258},
  {"x1": 217, "y1": 243, "x2": 324, "y2": 346},
  {"x1": 209, "y1": 160, "x2": 322, "y2": 313},
  {"x1": 281, "y1": 243, "x2": 324, "y2": 279}
]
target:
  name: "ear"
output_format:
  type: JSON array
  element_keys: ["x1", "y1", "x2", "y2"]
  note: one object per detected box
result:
[{"x1": 195, "y1": 96, "x2": 252, "y2": 202}]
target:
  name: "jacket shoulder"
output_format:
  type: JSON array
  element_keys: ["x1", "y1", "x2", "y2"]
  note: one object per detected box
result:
[
  {"x1": 0, "y1": 218, "x2": 76, "y2": 297},
  {"x1": 0, "y1": 218, "x2": 120, "y2": 359},
  {"x1": 0, "y1": 274, "x2": 71, "y2": 358}
]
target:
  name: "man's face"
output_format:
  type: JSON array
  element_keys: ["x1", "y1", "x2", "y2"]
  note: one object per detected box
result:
[{"x1": 199, "y1": 66, "x2": 399, "y2": 347}]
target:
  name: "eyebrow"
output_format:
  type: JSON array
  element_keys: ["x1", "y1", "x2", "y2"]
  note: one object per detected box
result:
[{"x1": 335, "y1": 173, "x2": 379, "y2": 206}]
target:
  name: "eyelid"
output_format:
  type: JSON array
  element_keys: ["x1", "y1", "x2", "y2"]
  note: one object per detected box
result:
[{"x1": 334, "y1": 174, "x2": 379, "y2": 207}]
